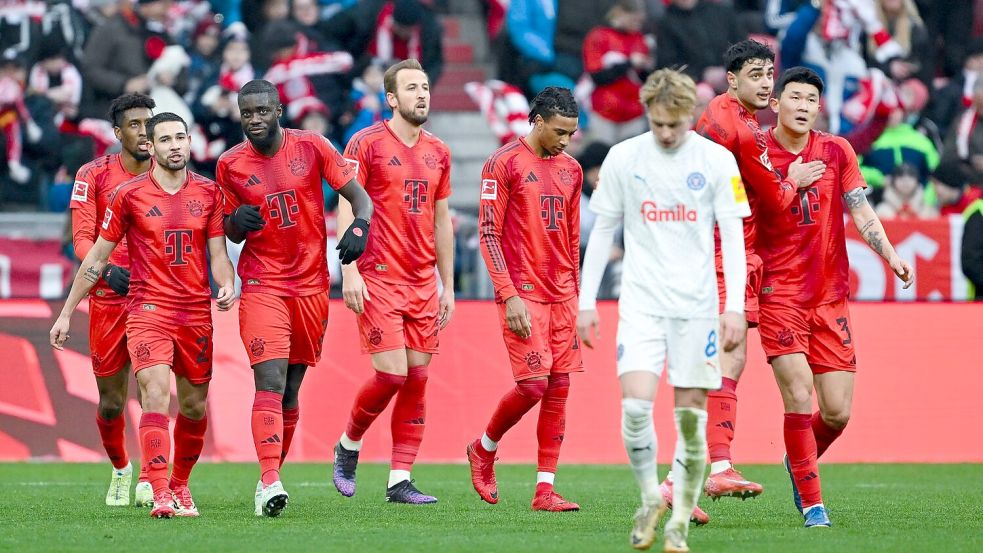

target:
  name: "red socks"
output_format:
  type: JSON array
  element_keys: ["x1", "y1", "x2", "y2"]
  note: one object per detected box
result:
[
  {"x1": 346, "y1": 371, "x2": 406, "y2": 441},
  {"x1": 139, "y1": 412, "x2": 170, "y2": 496},
  {"x1": 485, "y1": 378, "x2": 548, "y2": 442},
  {"x1": 96, "y1": 413, "x2": 129, "y2": 470},
  {"x1": 391, "y1": 366, "x2": 428, "y2": 470},
  {"x1": 280, "y1": 406, "x2": 300, "y2": 467},
  {"x1": 707, "y1": 376, "x2": 738, "y2": 464},
  {"x1": 536, "y1": 374, "x2": 569, "y2": 473},
  {"x1": 170, "y1": 414, "x2": 207, "y2": 489},
  {"x1": 812, "y1": 411, "x2": 844, "y2": 459},
  {"x1": 784, "y1": 413, "x2": 822, "y2": 508},
  {"x1": 252, "y1": 391, "x2": 283, "y2": 486}
]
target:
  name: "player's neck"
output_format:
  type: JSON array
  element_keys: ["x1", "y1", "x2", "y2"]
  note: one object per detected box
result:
[
  {"x1": 153, "y1": 165, "x2": 187, "y2": 194},
  {"x1": 388, "y1": 116, "x2": 422, "y2": 147},
  {"x1": 525, "y1": 133, "x2": 551, "y2": 159},
  {"x1": 121, "y1": 152, "x2": 151, "y2": 175},
  {"x1": 728, "y1": 89, "x2": 758, "y2": 115},
  {"x1": 773, "y1": 125, "x2": 809, "y2": 154},
  {"x1": 251, "y1": 128, "x2": 284, "y2": 157}
]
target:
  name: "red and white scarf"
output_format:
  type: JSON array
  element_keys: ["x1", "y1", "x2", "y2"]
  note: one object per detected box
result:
[
  {"x1": 955, "y1": 107, "x2": 980, "y2": 160},
  {"x1": 368, "y1": 2, "x2": 421, "y2": 63}
]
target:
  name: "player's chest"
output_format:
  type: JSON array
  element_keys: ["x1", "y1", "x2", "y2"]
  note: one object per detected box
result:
[
  {"x1": 628, "y1": 162, "x2": 713, "y2": 209},
  {"x1": 367, "y1": 149, "x2": 444, "y2": 207},
  {"x1": 132, "y1": 192, "x2": 211, "y2": 236},
  {"x1": 511, "y1": 163, "x2": 578, "y2": 209}
]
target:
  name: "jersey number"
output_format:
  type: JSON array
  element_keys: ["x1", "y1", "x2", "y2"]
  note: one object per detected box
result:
[
  {"x1": 836, "y1": 317, "x2": 852, "y2": 346},
  {"x1": 195, "y1": 335, "x2": 210, "y2": 363}
]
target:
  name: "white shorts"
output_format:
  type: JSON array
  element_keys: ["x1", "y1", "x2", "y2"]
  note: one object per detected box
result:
[{"x1": 615, "y1": 308, "x2": 722, "y2": 390}]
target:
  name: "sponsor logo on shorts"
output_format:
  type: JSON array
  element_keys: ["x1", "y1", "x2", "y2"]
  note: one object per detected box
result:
[
  {"x1": 142, "y1": 304, "x2": 156, "y2": 311},
  {"x1": 423, "y1": 153, "x2": 438, "y2": 170},
  {"x1": 247, "y1": 279, "x2": 261, "y2": 285},
  {"x1": 135, "y1": 342, "x2": 151, "y2": 363},
  {"x1": 368, "y1": 327, "x2": 383, "y2": 346},
  {"x1": 521, "y1": 283, "x2": 534, "y2": 291},
  {"x1": 762, "y1": 286, "x2": 774, "y2": 294},
  {"x1": 187, "y1": 199, "x2": 204, "y2": 217},
  {"x1": 250, "y1": 337, "x2": 265, "y2": 358},
  {"x1": 525, "y1": 351, "x2": 542, "y2": 370},
  {"x1": 617, "y1": 343, "x2": 625, "y2": 361},
  {"x1": 375, "y1": 263, "x2": 388, "y2": 272},
  {"x1": 95, "y1": 289, "x2": 105, "y2": 296},
  {"x1": 778, "y1": 328, "x2": 794, "y2": 348},
  {"x1": 686, "y1": 172, "x2": 706, "y2": 190}
]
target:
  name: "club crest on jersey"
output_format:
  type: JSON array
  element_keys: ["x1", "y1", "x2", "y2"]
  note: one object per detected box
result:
[
  {"x1": 480, "y1": 179, "x2": 498, "y2": 200},
  {"x1": 368, "y1": 327, "x2": 383, "y2": 346},
  {"x1": 525, "y1": 351, "x2": 542, "y2": 370},
  {"x1": 135, "y1": 342, "x2": 151, "y2": 363},
  {"x1": 250, "y1": 337, "x2": 265, "y2": 357},
  {"x1": 423, "y1": 153, "x2": 438, "y2": 170},
  {"x1": 557, "y1": 168, "x2": 574, "y2": 186},
  {"x1": 686, "y1": 172, "x2": 706, "y2": 191},
  {"x1": 71, "y1": 180, "x2": 89, "y2": 202},
  {"x1": 289, "y1": 156, "x2": 310, "y2": 176},
  {"x1": 187, "y1": 199, "x2": 204, "y2": 217},
  {"x1": 778, "y1": 328, "x2": 794, "y2": 347}
]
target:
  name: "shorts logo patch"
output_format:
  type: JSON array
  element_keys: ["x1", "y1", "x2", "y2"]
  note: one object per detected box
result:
[
  {"x1": 187, "y1": 199, "x2": 204, "y2": 217},
  {"x1": 247, "y1": 279, "x2": 261, "y2": 285},
  {"x1": 686, "y1": 172, "x2": 707, "y2": 191},
  {"x1": 525, "y1": 351, "x2": 542, "y2": 370},
  {"x1": 423, "y1": 153, "x2": 438, "y2": 170},
  {"x1": 762, "y1": 286, "x2": 774, "y2": 294},
  {"x1": 95, "y1": 289, "x2": 105, "y2": 296},
  {"x1": 368, "y1": 327, "x2": 383, "y2": 346},
  {"x1": 778, "y1": 328, "x2": 794, "y2": 348},
  {"x1": 92, "y1": 353, "x2": 103, "y2": 368},
  {"x1": 250, "y1": 337, "x2": 265, "y2": 358},
  {"x1": 375, "y1": 263, "x2": 388, "y2": 272},
  {"x1": 617, "y1": 343, "x2": 625, "y2": 361},
  {"x1": 135, "y1": 342, "x2": 151, "y2": 363},
  {"x1": 521, "y1": 283, "x2": 534, "y2": 291},
  {"x1": 142, "y1": 304, "x2": 156, "y2": 311}
]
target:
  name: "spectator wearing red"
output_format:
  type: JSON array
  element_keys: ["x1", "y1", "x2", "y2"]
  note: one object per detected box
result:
[{"x1": 875, "y1": 162, "x2": 938, "y2": 219}]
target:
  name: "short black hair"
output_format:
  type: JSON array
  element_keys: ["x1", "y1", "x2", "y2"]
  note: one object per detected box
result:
[
  {"x1": 146, "y1": 112, "x2": 188, "y2": 141},
  {"x1": 239, "y1": 79, "x2": 280, "y2": 102},
  {"x1": 775, "y1": 66, "x2": 825, "y2": 98},
  {"x1": 108, "y1": 94, "x2": 156, "y2": 128},
  {"x1": 528, "y1": 86, "x2": 578, "y2": 124},
  {"x1": 723, "y1": 39, "x2": 775, "y2": 74}
]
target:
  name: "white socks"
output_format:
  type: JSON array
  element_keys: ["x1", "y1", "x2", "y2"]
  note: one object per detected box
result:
[
  {"x1": 388, "y1": 469, "x2": 411, "y2": 488},
  {"x1": 340, "y1": 432, "x2": 362, "y2": 452},
  {"x1": 621, "y1": 398, "x2": 660, "y2": 506},
  {"x1": 480, "y1": 433, "x2": 498, "y2": 452},
  {"x1": 667, "y1": 407, "x2": 708, "y2": 531}
]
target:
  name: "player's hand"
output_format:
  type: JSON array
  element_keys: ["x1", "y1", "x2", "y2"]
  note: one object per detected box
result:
[
  {"x1": 788, "y1": 156, "x2": 826, "y2": 189},
  {"x1": 438, "y1": 287, "x2": 455, "y2": 329},
  {"x1": 49, "y1": 315, "x2": 71, "y2": 350},
  {"x1": 216, "y1": 283, "x2": 237, "y2": 311},
  {"x1": 337, "y1": 218, "x2": 370, "y2": 265},
  {"x1": 101, "y1": 263, "x2": 130, "y2": 296},
  {"x1": 231, "y1": 205, "x2": 266, "y2": 233},
  {"x1": 576, "y1": 309, "x2": 600, "y2": 349},
  {"x1": 504, "y1": 295, "x2": 532, "y2": 339},
  {"x1": 889, "y1": 256, "x2": 914, "y2": 289},
  {"x1": 720, "y1": 311, "x2": 747, "y2": 353},
  {"x1": 342, "y1": 268, "x2": 370, "y2": 314}
]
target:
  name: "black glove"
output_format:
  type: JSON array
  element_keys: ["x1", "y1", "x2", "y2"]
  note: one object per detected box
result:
[
  {"x1": 102, "y1": 263, "x2": 130, "y2": 296},
  {"x1": 230, "y1": 205, "x2": 266, "y2": 233},
  {"x1": 336, "y1": 218, "x2": 370, "y2": 265}
]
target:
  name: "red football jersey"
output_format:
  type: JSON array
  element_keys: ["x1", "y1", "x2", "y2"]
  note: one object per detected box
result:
[
  {"x1": 758, "y1": 129, "x2": 866, "y2": 307},
  {"x1": 216, "y1": 129, "x2": 356, "y2": 296},
  {"x1": 582, "y1": 26, "x2": 648, "y2": 122},
  {"x1": 479, "y1": 138, "x2": 582, "y2": 303},
  {"x1": 344, "y1": 121, "x2": 451, "y2": 284},
  {"x1": 70, "y1": 153, "x2": 139, "y2": 302},
  {"x1": 100, "y1": 171, "x2": 225, "y2": 325}
]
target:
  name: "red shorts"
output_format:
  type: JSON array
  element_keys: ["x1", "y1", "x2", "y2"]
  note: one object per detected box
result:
[
  {"x1": 497, "y1": 296, "x2": 584, "y2": 381},
  {"x1": 89, "y1": 298, "x2": 129, "y2": 378},
  {"x1": 239, "y1": 292, "x2": 329, "y2": 366},
  {"x1": 126, "y1": 316, "x2": 213, "y2": 384},
  {"x1": 717, "y1": 252, "x2": 762, "y2": 326},
  {"x1": 758, "y1": 298, "x2": 857, "y2": 374},
  {"x1": 357, "y1": 275, "x2": 439, "y2": 354}
]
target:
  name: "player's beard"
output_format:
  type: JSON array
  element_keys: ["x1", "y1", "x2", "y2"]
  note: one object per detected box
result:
[
  {"x1": 249, "y1": 122, "x2": 281, "y2": 150},
  {"x1": 130, "y1": 148, "x2": 152, "y2": 162},
  {"x1": 159, "y1": 156, "x2": 188, "y2": 171},
  {"x1": 398, "y1": 103, "x2": 428, "y2": 126}
]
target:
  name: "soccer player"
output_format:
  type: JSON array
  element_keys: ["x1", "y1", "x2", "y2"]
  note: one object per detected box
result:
[
  {"x1": 578, "y1": 69, "x2": 750, "y2": 552},
  {"x1": 685, "y1": 39, "x2": 826, "y2": 507},
  {"x1": 331, "y1": 60, "x2": 454, "y2": 504},
  {"x1": 51, "y1": 112, "x2": 236, "y2": 519},
  {"x1": 70, "y1": 93, "x2": 155, "y2": 507},
  {"x1": 760, "y1": 67, "x2": 913, "y2": 527},
  {"x1": 217, "y1": 79, "x2": 373, "y2": 517},
  {"x1": 466, "y1": 87, "x2": 583, "y2": 512}
]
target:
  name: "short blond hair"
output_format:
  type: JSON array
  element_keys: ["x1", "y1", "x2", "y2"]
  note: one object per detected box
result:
[
  {"x1": 639, "y1": 68, "x2": 697, "y2": 118},
  {"x1": 384, "y1": 58, "x2": 426, "y2": 94}
]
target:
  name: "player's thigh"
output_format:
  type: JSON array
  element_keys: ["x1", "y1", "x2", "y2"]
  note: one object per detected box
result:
[
  {"x1": 134, "y1": 363, "x2": 172, "y2": 412},
  {"x1": 666, "y1": 317, "x2": 723, "y2": 391},
  {"x1": 287, "y1": 292, "x2": 330, "y2": 366},
  {"x1": 620, "y1": 371, "x2": 661, "y2": 401},
  {"x1": 239, "y1": 292, "x2": 292, "y2": 365},
  {"x1": 758, "y1": 301, "x2": 810, "y2": 363},
  {"x1": 89, "y1": 299, "x2": 130, "y2": 378},
  {"x1": 126, "y1": 317, "x2": 175, "y2": 378},
  {"x1": 807, "y1": 299, "x2": 858, "y2": 374},
  {"x1": 402, "y1": 282, "x2": 440, "y2": 355},
  {"x1": 497, "y1": 299, "x2": 552, "y2": 381},
  {"x1": 813, "y1": 370, "x2": 854, "y2": 426},
  {"x1": 548, "y1": 297, "x2": 584, "y2": 375},
  {"x1": 357, "y1": 282, "x2": 406, "y2": 355},
  {"x1": 172, "y1": 323, "x2": 214, "y2": 386},
  {"x1": 616, "y1": 307, "x2": 668, "y2": 381}
]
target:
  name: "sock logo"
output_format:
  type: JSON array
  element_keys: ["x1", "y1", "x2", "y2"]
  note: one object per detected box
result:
[
  {"x1": 675, "y1": 458, "x2": 690, "y2": 473},
  {"x1": 405, "y1": 417, "x2": 426, "y2": 425},
  {"x1": 180, "y1": 455, "x2": 200, "y2": 462},
  {"x1": 630, "y1": 445, "x2": 652, "y2": 452},
  {"x1": 800, "y1": 471, "x2": 818, "y2": 482},
  {"x1": 150, "y1": 438, "x2": 161, "y2": 449},
  {"x1": 261, "y1": 434, "x2": 282, "y2": 444},
  {"x1": 150, "y1": 454, "x2": 167, "y2": 466},
  {"x1": 716, "y1": 421, "x2": 735, "y2": 431}
]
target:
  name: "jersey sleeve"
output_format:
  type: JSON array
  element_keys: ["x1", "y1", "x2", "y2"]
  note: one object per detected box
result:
[
  {"x1": 436, "y1": 145, "x2": 452, "y2": 200},
  {"x1": 836, "y1": 137, "x2": 867, "y2": 195},
  {"x1": 215, "y1": 157, "x2": 241, "y2": 216},
  {"x1": 734, "y1": 127, "x2": 800, "y2": 214},
  {"x1": 342, "y1": 132, "x2": 371, "y2": 188},
  {"x1": 99, "y1": 188, "x2": 129, "y2": 244},
  {"x1": 69, "y1": 168, "x2": 97, "y2": 260},
  {"x1": 712, "y1": 149, "x2": 752, "y2": 220},
  {"x1": 207, "y1": 185, "x2": 225, "y2": 239},
  {"x1": 568, "y1": 163, "x2": 583, "y2": 291},
  {"x1": 590, "y1": 146, "x2": 626, "y2": 217},
  {"x1": 317, "y1": 135, "x2": 357, "y2": 190},
  {"x1": 478, "y1": 154, "x2": 519, "y2": 301}
]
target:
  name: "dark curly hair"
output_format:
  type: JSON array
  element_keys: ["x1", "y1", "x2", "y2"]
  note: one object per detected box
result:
[
  {"x1": 108, "y1": 94, "x2": 156, "y2": 128},
  {"x1": 528, "y1": 86, "x2": 579, "y2": 124},
  {"x1": 723, "y1": 39, "x2": 775, "y2": 74}
]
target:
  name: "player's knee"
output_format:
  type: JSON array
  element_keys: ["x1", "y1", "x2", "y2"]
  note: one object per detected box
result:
[
  {"x1": 621, "y1": 398, "x2": 653, "y2": 431},
  {"x1": 407, "y1": 365, "x2": 429, "y2": 383},
  {"x1": 97, "y1": 394, "x2": 126, "y2": 420},
  {"x1": 140, "y1": 384, "x2": 170, "y2": 413},
  {"x1": 723, "y1": 348, "x2": 747, "y2": 378},
  {"x1": 822, "y1": 409, "x2": 851, "y2": 430},
  {"x1": 546, "y1": 373, "x2": 570, "y2": 395},
  {"x1": 178, "y1": 396, "x2": 207, "y2": 420},
  {"x1": 516, "y1": 378, "x2": 548, "y2": 401},
  {"x1": 784, "y1": 384, "x2": 813, "y2": 411}
]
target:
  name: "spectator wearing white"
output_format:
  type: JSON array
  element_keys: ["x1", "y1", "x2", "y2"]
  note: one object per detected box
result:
[{"x1": 875, "y1": 162, "x2": 938, "y2": 219}]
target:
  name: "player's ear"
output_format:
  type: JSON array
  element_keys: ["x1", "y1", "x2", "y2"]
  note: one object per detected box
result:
[
  {"x1": 770, "y1": 95, "x2": 779, "y2": 114},
  {"x1": 275, "y1": 104, "x2": 283, "y2": 118},
  {"x1": 386, "y1": 91, "x2": 398, "y2": 110},
  {"x1": 726, "y1": 71, "x2": 737, "y2": 91},
  {"x1": 113, "y1": 126, "x2": 123, "y2": 142}
]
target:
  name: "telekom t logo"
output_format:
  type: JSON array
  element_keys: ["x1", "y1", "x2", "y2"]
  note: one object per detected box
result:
[
  {"x1": 164, "y1": 230, "x2": 194, "y2": 266},
  {"x1": 403, "y1": 179, "x2": 429, "y2": 214},
  {"x1": 266, "y1": 190, "x2": 300, "y2": 228},
  {"x1": 540, "y1": 195, "x2": 565, "y2": 230},
  {"x1": 791, "y1": 188, "x2": 821, "y2": 225}
]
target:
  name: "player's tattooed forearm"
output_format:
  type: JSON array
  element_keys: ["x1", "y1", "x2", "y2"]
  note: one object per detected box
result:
[
  {"x1": 83, "y1": 266, "x2": 100, "y2": 283},
  {"x1": 862, "y1": 226, "x2": 886, "y2": 256},
  {"x1": 844, "y1": 188, "x2": 867, "y2": 209},
  {"x1": 859, "y1": 219, "x2": 876, "y2": 235}
]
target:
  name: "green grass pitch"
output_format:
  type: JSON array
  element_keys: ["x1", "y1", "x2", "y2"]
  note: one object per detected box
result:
[{"x1": 2, "y1": 463, "x2": 980, "y2": 552}]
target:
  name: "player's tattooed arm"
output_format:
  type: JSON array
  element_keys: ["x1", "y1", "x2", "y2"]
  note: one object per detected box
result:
[
  {"x1": 83, "y1": 266, "x2": 101, "y2": 283},
  {"x1": 50, "y1": 237, "x2": 119, "y2": 349},
  {"x1": 846, "y1": 188, "x2": 914, "y2": 288}
]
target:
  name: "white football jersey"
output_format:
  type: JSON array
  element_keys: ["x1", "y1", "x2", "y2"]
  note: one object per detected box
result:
[{"x1": 589, "y1": 131, "x2": 750, "y2": 318}]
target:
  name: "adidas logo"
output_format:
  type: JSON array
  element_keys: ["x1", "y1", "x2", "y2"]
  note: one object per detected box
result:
[
  {"x1": 524, "y1": 172, "x2": 538, "y2": 183},
  {"x1": 261, "y1": 434, "x2": 282, "y2": 444},
  {"x1": 244, "y1": 174, "x2": 261, "y2": 187},
  {"x1": 150, "y1": 455, "x2": 167, "y2": 465},
  {"x1": 801, "y1": 471, "x2": 819, "y2": 481},
  {"x1": 388, "y1": 156, "x2": 402, "y2": 166},
  {"x1": 716, "y1": 421, "x2": 735, "y2": 430},
  {"x1": 405, "y1": 417, "x2": 425, "y2": 425},
  {"x1": 630, "y1": 445, "x2": 652, "y2": 453},
  {"x1": 146, "y1": 206, "x2": 162, "y2": 217}
]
